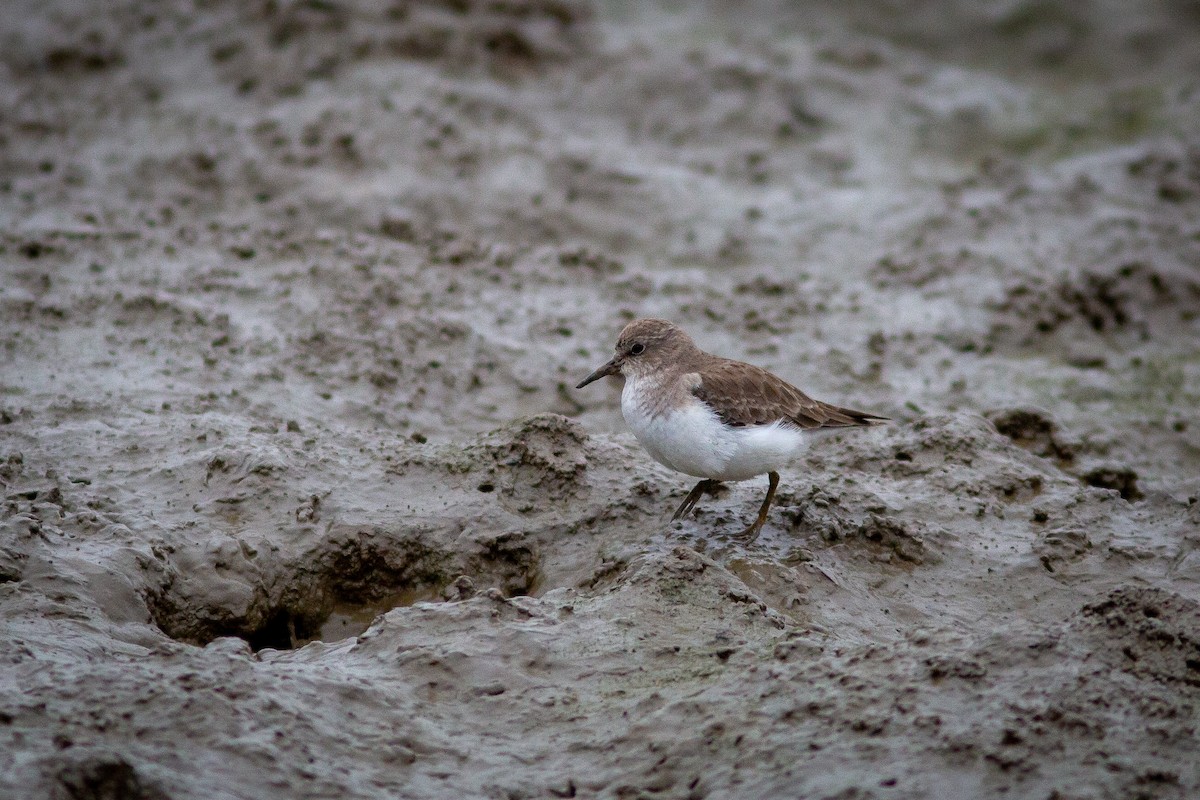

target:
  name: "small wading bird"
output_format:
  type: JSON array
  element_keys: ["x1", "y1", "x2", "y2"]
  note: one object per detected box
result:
[{"x1": 576, "y1": 319, "x2": 887, "y2": 540}]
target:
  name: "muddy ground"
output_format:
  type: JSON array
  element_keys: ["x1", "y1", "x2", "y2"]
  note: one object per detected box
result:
[{"x1": 3, "y1": 1, "x2": 1200, "y2": 798}]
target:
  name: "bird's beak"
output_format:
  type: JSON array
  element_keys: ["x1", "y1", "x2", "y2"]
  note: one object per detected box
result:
[{"x1": 575, "y1": 355, "x2": 622, "y2": 389}]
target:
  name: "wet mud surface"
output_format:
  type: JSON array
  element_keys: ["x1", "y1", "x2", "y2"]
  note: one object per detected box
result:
[{"x1": 2, "y1": 1, "x2": 1200, "y2": 798}]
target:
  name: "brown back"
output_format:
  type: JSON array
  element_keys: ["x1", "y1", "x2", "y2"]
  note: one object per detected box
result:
[{"x1": 691, "y1": 358, "x2": 887, "y2": 430}]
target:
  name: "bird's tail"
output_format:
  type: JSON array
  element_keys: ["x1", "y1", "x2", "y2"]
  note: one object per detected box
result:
[{"x1": 821, "y1": 403, "x2": 889, "y2": 427}]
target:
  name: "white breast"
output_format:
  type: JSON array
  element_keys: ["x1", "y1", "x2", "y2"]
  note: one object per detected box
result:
[{"x1": 620, "y1": 374, "x2": 808, "y2": 482}]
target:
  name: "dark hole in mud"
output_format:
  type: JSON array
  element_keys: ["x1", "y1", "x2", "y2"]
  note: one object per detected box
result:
[
  {"x1": 183, "y1": 584, "x2": 447, "y2": 653},
  {"x1": 151, "y1": 520, "x2": 542, "y2": 651},
  {"x1": 149, "y1": 535, "x2": 465, "y2": 651},
  {"x1": 1082, "y1": 466, "x2": 1143, "y2": 502},
  {"x1": 477, "y1": 482, "x2": 495, "y2": 493},
  {"x1": 296, "y1": 585, "x2": 445, "y2": 647},
  {"x1": 244, "y1": 609, "x2": 314, "y2": 652},
  {"x1": 157, "y1": 565, "x2": 536, "y2": 651}
]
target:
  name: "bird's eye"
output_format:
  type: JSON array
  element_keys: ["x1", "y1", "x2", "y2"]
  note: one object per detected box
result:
[{"x1": 630, "y1": 342, "x2": 645, "y2": 355}]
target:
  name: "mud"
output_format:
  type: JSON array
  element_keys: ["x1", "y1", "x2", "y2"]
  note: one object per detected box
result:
[{"x1": 2, "y1": 1, "x2": 1199, "y2": 798}]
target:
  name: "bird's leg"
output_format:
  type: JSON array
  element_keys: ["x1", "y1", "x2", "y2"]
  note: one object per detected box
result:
[
  {"x1": 672, "y1": 479, "x2": 721, "y2": 521},
  {"x1": 737, "y1": 471, "x2": 780, "y2": 541}
]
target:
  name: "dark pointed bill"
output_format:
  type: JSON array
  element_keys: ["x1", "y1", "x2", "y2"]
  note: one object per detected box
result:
[{"x1": 575, "y1": 356, "x2": 621, "y2": 389}]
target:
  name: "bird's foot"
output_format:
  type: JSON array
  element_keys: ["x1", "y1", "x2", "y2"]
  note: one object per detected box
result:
[
  {"x1": 733, "y1": 520, "x2": 765, "y2": 542},
  {"x1": 671, "y1": 479, "x2": 721, "y2": 521}
]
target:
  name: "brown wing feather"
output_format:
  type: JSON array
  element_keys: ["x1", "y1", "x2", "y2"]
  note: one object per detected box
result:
[{"x1": 691, "y1": 359, "x2": 887, "y2": 430}]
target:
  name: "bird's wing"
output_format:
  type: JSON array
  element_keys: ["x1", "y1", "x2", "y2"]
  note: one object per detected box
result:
[{"x1": 691, "y1": 359, "x2": 887, "y2": 430}]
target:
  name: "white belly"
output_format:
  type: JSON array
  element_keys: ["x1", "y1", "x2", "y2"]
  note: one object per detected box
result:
[{"x1": 620, "y1": 375, "x2": 807, "y2": 481}]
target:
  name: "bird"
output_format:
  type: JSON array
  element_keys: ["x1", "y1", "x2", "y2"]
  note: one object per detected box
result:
[{"x1": 576, "y1": 318, "x2": 887, "y2": 540}]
